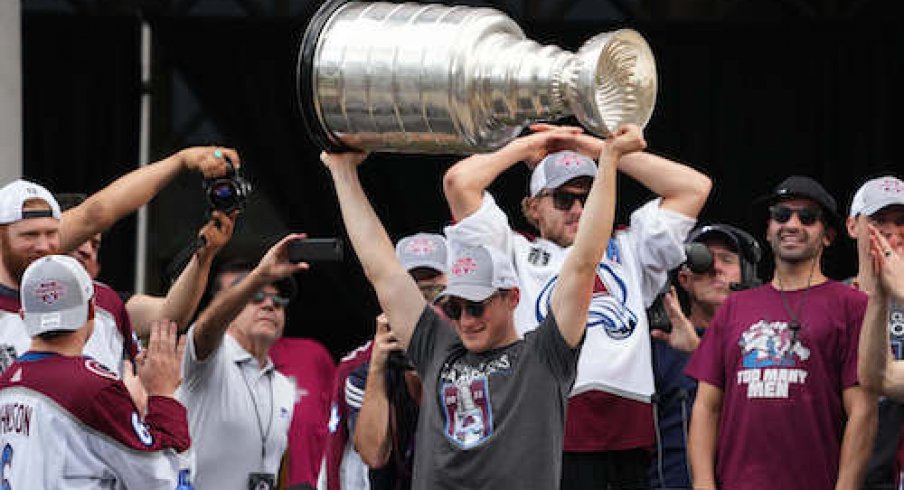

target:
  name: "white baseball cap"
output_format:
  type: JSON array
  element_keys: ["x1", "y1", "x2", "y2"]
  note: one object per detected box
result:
[
  {"x1": 0, "y1": 179, "x2": 62, "y2": 225},
  {"x1": 20, "y1": 255, "x2": 94, "y2": 337},
  {"x1": 396, "y1": 233, "x2": 448, "y2": 274},
  {"x1": 437, "y1": 244, "x2": 518, "y2": 302},
  {"x1": 849, "y1": 176, "x2": 904, "y2": 218},
  {"x1": 529, "y1": 150, "x2": 597, "y2": 197}
]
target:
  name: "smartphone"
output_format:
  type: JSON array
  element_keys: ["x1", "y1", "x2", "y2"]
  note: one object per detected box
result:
[{"x1": 287, "y1": 238, "x2": 343, "y2": 263}]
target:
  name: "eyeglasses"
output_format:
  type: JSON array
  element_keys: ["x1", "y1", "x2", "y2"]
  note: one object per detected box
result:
[
  {"x1": 440, "y1": 291, "x2": 505, "y2": 321},
  {"x1": 251, "y1": 291, "x2": 290, "y2": 308},
  {"x1": 769, "y1": 205, "x2": 821, "y2": 226},
  {"x1": 538, "y1": 189, "x2": 589, "y2": 211}
]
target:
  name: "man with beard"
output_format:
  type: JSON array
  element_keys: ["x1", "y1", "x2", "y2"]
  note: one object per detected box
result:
[
  {"x1": 687, "y1": 176, "x2": 877, "y2": 489},
  {"x1": 0, "y1": 146, "x2": 239, "y2": 373}
]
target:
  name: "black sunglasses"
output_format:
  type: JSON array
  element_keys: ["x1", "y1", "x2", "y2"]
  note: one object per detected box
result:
[
  {"x1": 769, "y1": 205, "x2": 821, "y2": 226},
  {"x1": 251, "y1": 290, "x2": 290, "y2": 308},
  {"x1": 539, "y1": 189, "x2": 589, "y2": 211},
  {"x1": 440, "y1": 291, "x2": 504, "y2": 321}
]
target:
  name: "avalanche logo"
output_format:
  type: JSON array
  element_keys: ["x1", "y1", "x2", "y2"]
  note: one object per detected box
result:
[
  {"x1": 442, "y1": 378, "x2": 492, "y2": 449},
  {"x1": 739, "y1": 320, "x2": 810, "y2": 368},
  {"x1": 451, "y1": 256, "x2": 478, "y2": 277},
  {"x1": 405, "y1": 237, "x2": 437, "y2": 256},
  {"x1": 534, "y1": 263, "x2": 637, "y2": 340},
  {"x1": 34, "y1": 280, "x2": 65, "y2": 305}
]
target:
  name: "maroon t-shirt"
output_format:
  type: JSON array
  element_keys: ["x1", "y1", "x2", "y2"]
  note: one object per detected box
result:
[
  {"x1": 271, "y1": 337, "x2": 336, "y2": 487},
  {"x1": 686, "y1": 281, "x2": 867, "y2": 489}
]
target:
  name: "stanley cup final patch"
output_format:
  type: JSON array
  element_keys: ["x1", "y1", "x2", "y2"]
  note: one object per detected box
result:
[{"x1": 441, "y1": 378, "x2": 493, "y2": 449}]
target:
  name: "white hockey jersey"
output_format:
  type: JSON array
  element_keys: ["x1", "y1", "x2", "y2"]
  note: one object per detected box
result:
[{"x1": 0, "y1": 352, "x2": 191, "y2": 489}]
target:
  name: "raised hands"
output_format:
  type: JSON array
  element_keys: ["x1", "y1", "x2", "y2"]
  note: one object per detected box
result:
[
  {"x1": 868, "y1": 224, "x2": 904, "y2": 301},
  {"x1": 176, "y1": 146, "x2": 241, "y2": 179},
  {"x1": 255, "y1": 233, "x2": 311, "y2": 284},
  {"x1": 650, "y1": 287, "x2": 701, "y2": 353},
  {"x1": 370, "y1": 314, "x2": 403, "y2": 373},
  {"x1": 198, "y1": 210, "x2": 237, "y2": 259},
  {"x1": 135, "y1": 320, "x2": 187, "y2": 398}
]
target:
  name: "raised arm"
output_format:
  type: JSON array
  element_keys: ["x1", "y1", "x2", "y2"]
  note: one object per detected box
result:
[
  {"x1": 321, "y1": 151, "x2": 423, "y2": 349},
  {"x1": 191, "y1": 234, "x2": 308, "y2": 361},
  {"x1": 859, "y1": 224, "x2": 904, "y2": 399},
  {"x1": 59, "y1": 146, "x2": 238, "y2": 252},
  {"x1": 127, "y1": 211, "x2": 236, "y2": 336},
  {"x1": 550, "y1": 125, "x2": 644, "y2": 347},
  {"x1": 616, "y1": 150, "x2": 711, "y2": 218},
  {"x1": 443, "y1": 126, "x2": 583, "y2": 220},
  {"x1": 353, "y1": 314, "x2": 395, "y2": 468},
  {"x1": 688, "y1": 381, "x2": 723, "y2": 489}
]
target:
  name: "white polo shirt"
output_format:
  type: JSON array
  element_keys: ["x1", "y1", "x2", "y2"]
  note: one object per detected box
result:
[{"x1": 177, "y1": 326, "x2": 295, "y2": 490}]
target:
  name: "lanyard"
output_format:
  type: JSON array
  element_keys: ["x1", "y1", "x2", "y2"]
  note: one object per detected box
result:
[{"x1": 239, "y1": 360, "x2": 275, "y2": 470}]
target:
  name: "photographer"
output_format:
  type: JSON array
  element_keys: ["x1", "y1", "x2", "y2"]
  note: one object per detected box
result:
[
  {"x1": 649, "y1": 224, "x2": 760, "y2": 488},
  {"x1": 347, "y1": 233, "x2": 448, "y2": 490},
  {"x1": 176, "y1": 234, "x2": 308, "y2": 490}
]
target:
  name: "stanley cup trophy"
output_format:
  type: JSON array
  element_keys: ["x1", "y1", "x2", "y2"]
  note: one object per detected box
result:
[{"x1": 297, "y1": 0, "x2": 657, "y2": 154}]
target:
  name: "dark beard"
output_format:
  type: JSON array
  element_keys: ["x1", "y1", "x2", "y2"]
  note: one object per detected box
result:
[{"x1": 0, "y1": 234, "x2": 42, "y2": 286}]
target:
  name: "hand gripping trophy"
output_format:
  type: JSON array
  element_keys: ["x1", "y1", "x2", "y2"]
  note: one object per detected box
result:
[{"x1": 297, "y1": 0, "x2": 657, "y2": 154}]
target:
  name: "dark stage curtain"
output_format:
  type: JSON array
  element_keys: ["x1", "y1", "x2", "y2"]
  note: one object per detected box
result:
[{"x1": 21, "y1": 14, "x2": 141, "y2": 292}]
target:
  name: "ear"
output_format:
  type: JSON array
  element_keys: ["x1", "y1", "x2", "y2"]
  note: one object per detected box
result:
[
  {"x1": 845, "y1": 216, "x2": 858, "y2": 239},
  {"x1": 522, "y1": 197, "x2": 540, "y2": 222},
  {"x1": 676, "y1": 269, "x2": 691, "y2": 291},
  {"x1": 507, "y1": 287, "x2": 521, "y2": 308},
  {"x1": 823, "y1": 227, "x2": 836, "y2": 246}
]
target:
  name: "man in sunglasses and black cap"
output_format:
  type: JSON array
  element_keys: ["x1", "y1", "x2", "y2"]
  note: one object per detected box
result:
[
  {"x1": 687, "y1": 175, "x2": 876, "y2": 490},
  {"x1": 175, "y1": 234, "x2": 308, "y2": 490}
]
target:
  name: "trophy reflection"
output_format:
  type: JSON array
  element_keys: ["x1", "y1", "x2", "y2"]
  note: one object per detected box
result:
[{"x1": 298, "y1": 1, "x2": 657, "y2": 154}]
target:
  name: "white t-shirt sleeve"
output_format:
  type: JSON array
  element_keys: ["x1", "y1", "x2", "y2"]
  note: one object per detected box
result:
[
  {"x1": 444, "y1": 192, "x2": 515, "y2": 255},
  {"x1": 625, "y1": 198, "x2": 696, "y2": 305},
  {"x1": 180, "y1": 323, "x2": 222, "y2": 391}
]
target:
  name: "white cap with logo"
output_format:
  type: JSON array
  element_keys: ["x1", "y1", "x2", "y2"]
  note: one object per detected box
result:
[
  {"x1": 396, "y1": 233, "x2": 448, "y2": 274},
  {"x1": 529, "y1": 150, "x2": 598, "y2": 197},
  {"x1": 437, "y1": 244, "x2": 518, "y2": 302},
  {"x1": 20, "y1": 255, "x2": 94, "y2": 337},
  {"x1": 0, "y1": 179, "x2": 62, "y2": 225},
  {"x1": 849, "y1": 176, "x2": 904, "y2": 218}
]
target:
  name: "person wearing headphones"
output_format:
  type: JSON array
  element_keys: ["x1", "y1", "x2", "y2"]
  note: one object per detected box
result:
[{"x1": 649, "y1": 224, "x2": 761, "y2": 488}]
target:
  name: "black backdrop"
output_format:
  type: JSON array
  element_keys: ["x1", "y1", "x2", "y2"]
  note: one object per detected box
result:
[{"x1": 22, "y1": 13, "x2": 904, "y2": 358}]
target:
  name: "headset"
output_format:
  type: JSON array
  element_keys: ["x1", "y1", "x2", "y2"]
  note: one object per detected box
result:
[{"x1": 685, "y1": 223, "x2": 763, "y2": 291}]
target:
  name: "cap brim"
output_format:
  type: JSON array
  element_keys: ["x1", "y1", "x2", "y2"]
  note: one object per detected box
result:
[
  {"x1": 752, "y1": 192, "x2": 842, "y2": 231},
  {"x1": 402, "y1": 260, "x2": 446, "y2": 274},
  {"x1": 436, "y1": 284, "x2": 497, "y2": 302}
]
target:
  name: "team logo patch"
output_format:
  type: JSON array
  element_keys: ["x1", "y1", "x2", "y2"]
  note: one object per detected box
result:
[
  {"x1": 131, "y1": 412, "x2": 154, "y2": 446},
  {"x1": 442, "y1": 378, "x2": 492, "y2": 449},
  {"x1": 85, "y1": 359, "x2": 120, "y2": 381},
  {"x1": 405, "y1": 237, "x2": 437, "y2": 256},
  {"x1": 535, "y1": 263, "x2": 637, "y2": 340},
  {"x1": 34, "y1": 280, "x2": 66, "y2": 305},
  {"x1": 451, "y1": 256, "x2": 478, "y2": 277},
  {"x1": 0, "y1": 345, "x2": 17, "y2": 375},
  {"x1": 739, "y1": 320, "x2": 810, "y2": 368},
  {"x1": 553, "y1": 151, "x2": 585, "y2": 168}
]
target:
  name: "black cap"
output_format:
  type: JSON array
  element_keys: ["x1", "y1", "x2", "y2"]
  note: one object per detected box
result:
[{"x1": 755, "y1": 175, "x2": 840, "y2": 230}]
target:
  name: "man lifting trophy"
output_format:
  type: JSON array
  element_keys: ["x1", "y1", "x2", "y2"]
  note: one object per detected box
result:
[{"x1": 297, "y1": 0, "x2": 658, "y2": 154}]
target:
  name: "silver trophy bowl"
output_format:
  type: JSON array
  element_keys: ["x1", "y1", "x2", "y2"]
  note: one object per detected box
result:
[{"x1": 297, "y1": 1, "x2": 657, "y2": 154}]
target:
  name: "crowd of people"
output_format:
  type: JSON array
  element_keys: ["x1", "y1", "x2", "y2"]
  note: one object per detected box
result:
[{"x1": 0, "y1": 123, "x2": 902, "y2": 490}]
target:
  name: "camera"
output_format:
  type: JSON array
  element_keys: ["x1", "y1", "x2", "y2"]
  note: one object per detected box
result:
[{"x1": 202, "y1": 158, "x2": 251, "y2": 213}]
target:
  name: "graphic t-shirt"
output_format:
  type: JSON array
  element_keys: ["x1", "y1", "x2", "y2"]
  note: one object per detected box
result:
[
  {"x1": 685, "y1": 281, "x2": 867, "y2": 490},
  {"x1": 407, "y1": 306, "x2": 579, "y2": 490}
]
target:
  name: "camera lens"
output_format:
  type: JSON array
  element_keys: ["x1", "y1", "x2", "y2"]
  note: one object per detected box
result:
[{"x1": 207, "y1": 180, "x2": 238, "y2": 211}]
